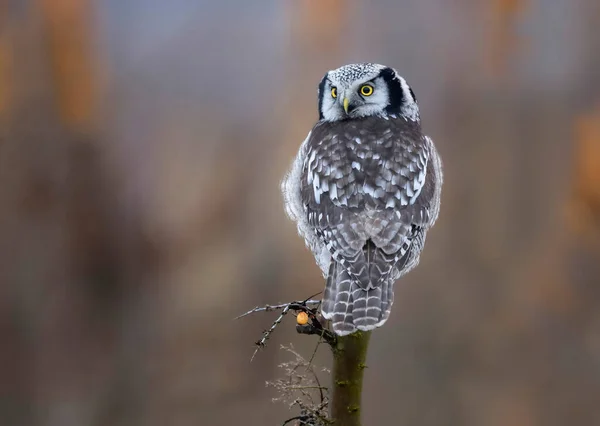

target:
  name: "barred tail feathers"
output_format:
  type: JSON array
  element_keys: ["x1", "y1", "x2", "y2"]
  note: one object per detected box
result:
[
  {"x1": 321, "y1": 261, "x2": 337, "y2": 320},
  {"x1": 322, "y1": 260, "x2": 394, "y2": 336},
  {"x1": 376, "y1": 278, "x2": 395, "y2": 327},
  {"x1": 352, "y1": 285, "x2": 382, "y2": 330},
  {"x1": 331, "y1": 267, "x2": 355, "y2": 335}
]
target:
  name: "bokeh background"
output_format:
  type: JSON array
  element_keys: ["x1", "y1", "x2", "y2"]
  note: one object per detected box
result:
[{"x1": 2, "y1": 1, "x2": 600, "y2": 425}]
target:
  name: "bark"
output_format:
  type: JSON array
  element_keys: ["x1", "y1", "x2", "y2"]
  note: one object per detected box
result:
[{"x1": 330, "y1": 331, "x2": 372, "y2": 426}]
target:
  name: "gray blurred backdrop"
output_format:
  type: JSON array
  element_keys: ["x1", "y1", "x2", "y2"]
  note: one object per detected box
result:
[{"x1": 1, "y1": 1, "x2": 600, "y2": 425}]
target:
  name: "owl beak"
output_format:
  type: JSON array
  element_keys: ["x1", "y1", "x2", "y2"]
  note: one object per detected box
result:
[{"x1": 343, "y1": 97, "x2": 350, "y2": 114}]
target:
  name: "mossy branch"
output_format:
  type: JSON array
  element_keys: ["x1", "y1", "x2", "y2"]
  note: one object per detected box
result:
[
  {"x1": 297, "y1": 324, "x2": 372, "y2": 424},
  {"x1": 330, "y1": 331, "x2": 371, "y2": 425}
]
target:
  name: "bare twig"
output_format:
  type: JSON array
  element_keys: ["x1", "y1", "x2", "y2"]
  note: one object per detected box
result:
[
  {"x1": 268, "y1": 344, "x2": 331, "y2": 425},
  {"x1": 236, "y1": 293, "x2": 325, "y2": 361},
  {"x1": 234, "y1": 300, "x2": 322, "y2": 320},
  {"x1": 240, "y1": 292, "x2": 371, "y2": 425}
]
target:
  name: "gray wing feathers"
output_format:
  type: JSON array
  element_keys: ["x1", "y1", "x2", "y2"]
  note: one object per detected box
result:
[
  {"x1": 424, "y1": 136, "x2": 443, "y2": 226},
  {"x1": 291, "y1": 118, "x2": 442, "y2": 335},
  {"x1": 281, "y1": 132, "x2": 331, "y2": 277}
]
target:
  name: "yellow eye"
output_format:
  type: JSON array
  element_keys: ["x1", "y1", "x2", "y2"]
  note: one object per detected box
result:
[
  {"x1": 360, "y1": 85, "x2": 374, "y2": 96},
  {"x1": 331, "y1": 87, "x2": 337, "y2": 98}
]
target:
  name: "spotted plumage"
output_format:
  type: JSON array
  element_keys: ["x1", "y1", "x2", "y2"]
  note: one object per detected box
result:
[{"x1": 282, "y1": 63, "x2": 442, "y2": 336}]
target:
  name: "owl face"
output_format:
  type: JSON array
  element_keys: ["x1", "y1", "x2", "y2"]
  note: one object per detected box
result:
[{"x1": 317, "y1": 63, "x2": 419, "y2": 123}]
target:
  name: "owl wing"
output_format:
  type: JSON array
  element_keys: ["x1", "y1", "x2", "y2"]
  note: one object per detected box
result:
[
  {"x1": 281, "y1": 131, "x2": 331, "y2": 277},
  {"x1": 301, "y1": 123, "x2": 436, "y2": 284},
  {"x1": 299, "y1": 119, "x2": 442, "y2": 334}
]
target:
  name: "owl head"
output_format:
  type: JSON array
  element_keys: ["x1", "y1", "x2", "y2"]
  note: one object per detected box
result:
[{"x1": 317, "y1": 63, "x2": 419, "y2": 123}]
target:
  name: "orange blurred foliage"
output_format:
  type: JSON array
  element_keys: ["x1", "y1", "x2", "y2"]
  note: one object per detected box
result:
[
  {"x1": 570, "y1": 107, "x2": 600, "y2": 236},
  {"x1": 38, "y1": 0, "x2": 97, "y2": 130},
  {"x1": 486, "y1": 0, "x2": 528, "y2": 80}
]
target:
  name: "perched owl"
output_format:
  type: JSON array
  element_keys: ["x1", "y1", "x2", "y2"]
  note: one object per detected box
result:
[{"x1": 282, "y1": 63, "x2": 443, "y2": 336}]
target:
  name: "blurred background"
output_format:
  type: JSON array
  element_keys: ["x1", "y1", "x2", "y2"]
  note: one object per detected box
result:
[{"x1": 1, "y1": 0, "x2": 600, "y2": 425}]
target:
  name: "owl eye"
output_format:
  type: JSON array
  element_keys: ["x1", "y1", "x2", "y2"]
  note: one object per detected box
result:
[
  {"x1": 331, "y1": 87, "x2": 337, "y2": 98},
  {"x1": 360, "y1": 84, "x2": 374, "y2": 96}
]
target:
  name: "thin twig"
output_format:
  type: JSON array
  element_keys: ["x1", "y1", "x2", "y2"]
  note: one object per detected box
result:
[
  {"x1": 234, "y1": 300, "x2": 321, "y2": 320},
  {"x1": 285, "y1": 386, "x2": 328, "y2": 391},
  {"x1": 268, "y1": 344, "x2": 331, "y2": 425},
  {"x1": 236, "y1": 293, "x2": 325, "y2": 361}
]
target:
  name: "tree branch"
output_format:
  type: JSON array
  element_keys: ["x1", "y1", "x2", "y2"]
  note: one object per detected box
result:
[
  {"x1": 330, "y1": 331, "x2": 371, "y2": 425},
  {"x1": 240, "y1": 298, "x2": 373, "y2": 425}
]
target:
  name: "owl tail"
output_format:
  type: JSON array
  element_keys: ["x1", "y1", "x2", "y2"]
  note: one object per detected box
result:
[{"x1": 321, "y1": 261, "x2": 395, "y2": 336}]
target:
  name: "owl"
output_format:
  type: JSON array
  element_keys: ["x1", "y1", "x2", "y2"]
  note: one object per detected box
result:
[{"x1": 281, "y1": 63, "x2": 443, "y2": 336}]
